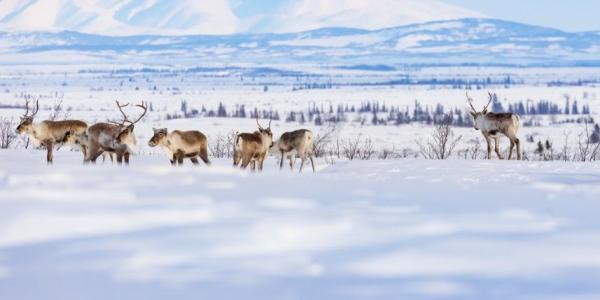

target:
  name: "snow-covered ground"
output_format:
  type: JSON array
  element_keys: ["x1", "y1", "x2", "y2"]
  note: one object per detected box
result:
[
  {"x1": 1, "y1": 68, "x2": 599, "y2": 155},
  {"x1": 1, "y1": 149, "x2": 600, "y2": 299}
]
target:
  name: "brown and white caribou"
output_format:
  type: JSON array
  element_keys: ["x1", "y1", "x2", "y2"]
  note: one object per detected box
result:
[
  {"x1": 233, "y1": 118, "x2": 274, "y2": 171},
  {"x1": 467, "y1": 92, "x2": 522, "y2": 160},
  {"x1": 273, "y1": 129, "x2": 316, "y2": 172},
  {"x1": 65, "y1": 101, "x2": 147, "y2": 164},
  {"x1": 148, "y1": 128, "x2": 210, "y2": 166},
  {"x1": 15, "y1": 98, "x2": 87, "y2": 163}
]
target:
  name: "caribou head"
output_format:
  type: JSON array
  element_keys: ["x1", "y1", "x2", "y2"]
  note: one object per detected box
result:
[
  {"x1": 16, "y1": 97, "x2": 40, "y2": 134},
  {"x1": 148, "y1": 128, "x2": 168, "y2": 147},
  {"x1": 466, "y1": 92, "x2": 495, "y2": 131},
  {"x1": 256, "y1": 117, "x2": 274, "y2": 148},
  {"x1": 110, "y1": 101, "x2": 148, "y2": 150}
]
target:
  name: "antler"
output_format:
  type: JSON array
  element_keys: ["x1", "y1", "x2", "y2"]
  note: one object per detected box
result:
[
  {"x1": 108, "y1": 100, "x2": 130, "y2": 126},
  {"x1": 129, "y1": 102, "x2": 148, "y2": 125},
  {"x1": 22, "y1": 97, "x2": 40, "y2": 118},
  {"x1": 466, "y1": 92, "x2": 477, "y2": 112},
  {"x1": 23, "y1": 98, "x2": 31, "y2": 118},
  {"x1": 268, "y1": 117, "x2": 272, "y2": 128},
  {"x1": 256, "y1": 116, "x2": 263, "y2": 129},
  {"x1": 32, "y1": 99, "x2": 40, "y2": 117},
  {"x1": 110, "y1": 101, "x2": 148, "y2": 127},
  {"x1": 483, "y1": 92, "x2": 494, "y2": 112}
]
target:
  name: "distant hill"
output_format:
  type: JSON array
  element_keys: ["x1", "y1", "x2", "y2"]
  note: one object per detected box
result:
[{"x1": 1, "y1": 18, "x2": 600, "y2": 67}]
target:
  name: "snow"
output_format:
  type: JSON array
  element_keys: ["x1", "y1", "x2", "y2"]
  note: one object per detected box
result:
[
  {"x1": 265, "y1": 0, "x2": 483, "y2": 33},
  {"x1": 1, "y1": 150, "x2": 600, "y2": 299},
  {"x1": 0, "y1": 67, "x2": 598, "y2": 156},
  {"x1": 0, "y1": 0, "x2": 483, "y2": 35},
  {"x1": 269, "y1": 34, "x2": 387, "y2": 48},
  {"x1": 0, "y1": 0, "x2": 240, "y2": 35}
]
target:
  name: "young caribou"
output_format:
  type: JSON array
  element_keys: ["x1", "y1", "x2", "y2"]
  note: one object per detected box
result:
[
  {"x1": 65, "y1": 101, "x2": 147, "y2": 164},
  {"x1": 273, "y1": 129, "x2": 316, "y2": 172},
  {"x1": 148, "y1": 128, "x2": 210, "y2": 166},
  {"x1": 467, "y1": 92, "x2": 522, "y2": 160},
  {"x1": 15, "y1": 98, "x2": 87, "y2": 163},
  {"x1": 233, "y1": 118, "x2": 274, "y2": 171}
]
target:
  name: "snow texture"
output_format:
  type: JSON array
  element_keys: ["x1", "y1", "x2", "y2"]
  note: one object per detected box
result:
[{"x1": 1, "y1": 150, "x2": 600, "y2": 299}]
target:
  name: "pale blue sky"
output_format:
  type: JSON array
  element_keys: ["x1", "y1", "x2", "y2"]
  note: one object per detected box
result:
[
  {"x1": 444, "y1": 0, "x2": 600, "y2": 32},
  {"x1": 232, "y1": 0, "x2": 600, "y2": 32}
]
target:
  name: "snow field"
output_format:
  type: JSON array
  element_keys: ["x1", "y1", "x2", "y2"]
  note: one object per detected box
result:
[{"x1": 1, "y1": 150, "x2": 600, "y2": 299}]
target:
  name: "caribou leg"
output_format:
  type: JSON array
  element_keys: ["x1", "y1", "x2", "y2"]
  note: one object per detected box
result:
[
  {"x1": 240, "y1": 154, "x2": 252, "y2": 169},
  {"x1": 45, "y1": 141, "x2": 54, "y2": 164},
  {"x1": 494, "y1": 138, "x2": 504, "y2": 160},
  {"x1": 485, "y1": 135, "x2": 492, "y2": 159},
  {"x1": 258, "y1": 154, "x2": 265, "y2": 171},
  {"x1": 177, "y1": 151, "x2": 184, "y2": 165},
  {"x1": 299, "y1": 156, "x2": 306, "y2": 173},
  {"x1": 508, "y1": 139, "x2": 515, "y2": 160},
  {"x1": 515, "y1": 138, "x2": 522, "y2": 160},
  {"x1": 309, "y1": 155, "x2": 316, "y2": 173}
]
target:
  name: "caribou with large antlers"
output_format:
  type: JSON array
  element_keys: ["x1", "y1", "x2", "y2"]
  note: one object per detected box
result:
[
  {"x1": 15, "y1": 97, "x2": 88, "y2": 163},
  {"x1": 467, "y1": 92, "x2": 522, "y2": 160},
  {"x1": 66, "y1": 100, "x2": 147, "y2": 164},
  {"x1": 233, "y1": 118, "x2": 274, "y2": 171}
]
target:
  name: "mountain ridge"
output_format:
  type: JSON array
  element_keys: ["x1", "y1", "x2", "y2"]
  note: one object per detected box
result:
[{"x1": 1, "y1": 18, "x2": 600, "y2": 67}]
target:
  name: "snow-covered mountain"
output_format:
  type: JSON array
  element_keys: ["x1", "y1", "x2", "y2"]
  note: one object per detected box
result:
[
  {"x1": 1, "y1": 18, "x2": 600, "y2": 66},
  {"x1": 249, "y1": 0, "x2": 483, "y2": 33},
  {"x1": 0, "y1": 0, "x2": 239, "y2": 35},
  {"x1": 0, "y1": 0, "x2": 482, "y2": 35}
]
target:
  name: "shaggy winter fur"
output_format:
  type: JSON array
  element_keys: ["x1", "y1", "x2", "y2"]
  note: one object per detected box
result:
[
  {"x1": 65, "y1": 123, "x2": 135, "y2": 164},
  {"x1": 16, "y1": 118, "x2": 87, "y2": 163},
  {"x1": 468, "y1": 92, "x2": 522, "y2": 160},
  {"x1": 148, "y1": 128, "x2": 210, "y2": 165},
  {"x1": 273, "y1": 129, "x2": 315, "y2": 172},
  {"x1": 233, "y1": 128, "x2": 273, "y2": 171}
]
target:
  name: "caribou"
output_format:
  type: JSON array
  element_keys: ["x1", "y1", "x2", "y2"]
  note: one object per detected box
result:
[
  {"x1": 467, "y1": 92, "x2": 522, "y2": 160},
  {"x1": 273, "y1": 129, "x2": 316, "y2": 172},
  {"x1": 233, "y1": 118, "x2": 274, "y2": 171},
  {"x1": 148, "y1": 128, "x2": 210, "y2": 166},
  {"x1": 65, "y1": 101, "x2": 147, "y2": 164},
  {"x1": 15, "y1": 97, "x2": 87, "y2": 163}
]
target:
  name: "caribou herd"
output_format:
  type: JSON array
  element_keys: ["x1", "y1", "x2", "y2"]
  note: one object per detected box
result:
[
  {"x1": 13, "y1": 92, "x2": 522, "y2": 171},
  {"x1": 14, "y1": 98, "x2": 317, "y2": 172}
]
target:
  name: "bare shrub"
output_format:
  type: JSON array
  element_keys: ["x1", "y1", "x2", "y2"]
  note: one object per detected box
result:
[
  {"x1": 342, "y1": 136, "x2": 361, "y2": 160},
  {"x1": 457, "y1": 138, "x2": 483, "y2": 160},
  {"x1": 575, "y1": 121, "x2": 600, "y2": 162},
  {"x1": 379, "y1": 146, "x2": 401, "y2": 159},
  {"x1": 210, "y1": 131, "x2": 237, "y2": 158},
  {"x1": 416, "y1": 116, "x2": 462, "y2": 159},
  {"x1": 0, "y1": 117, "x2": 17, "y2": 149},
  {"x1": 336, "y1": 136, "x2": 377, "y2": 160},
  {"x1": 48, "y1": 99, "x2": 71, "y2": 121},
  {"x1": 313, "y1": 125, "x2": 336, "y2": 158},
  {"x1": 559, "y1": 131, "x2": 574, "y2": 161},
  {"x1": 358, "y1": 137, "x2": 375, "y2": 160}
]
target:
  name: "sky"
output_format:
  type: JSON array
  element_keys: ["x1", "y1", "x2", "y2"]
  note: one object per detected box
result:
[{"x1": 444, "y1": 0, "x2": 600, "y2": 32}]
